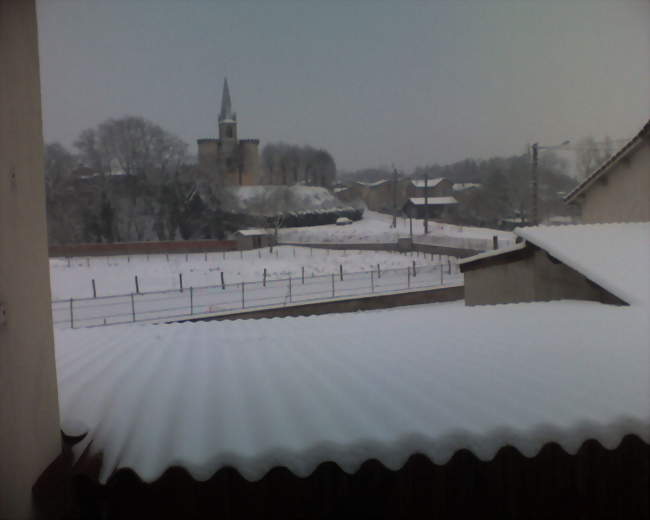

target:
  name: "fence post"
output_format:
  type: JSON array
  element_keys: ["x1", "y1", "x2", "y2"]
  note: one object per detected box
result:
[
  {"x1": 263, "y1": 268, "x2": 267, "y2": 287},
  {"x1": 412, "y1": 260, "x2": 416, "y2": 277},
  {"x1": 377, "y1": 264, "x2": 381, "y2": 279},
  {"x1": 331, "y1": 273, "x2": 335, "y2": 297},
  {"x1": 190, "y1": 286, "x2": 194, "y2": 315},
  {"x1": 448, "y1": 259, "x2": 451, "y2": 274},
  {"x1": 135, "y1": 275, "x2": 140, "y2": 294},
  {"x1": 407, "y1": 267, "x2": 411, "y2": 289},
  {"x1": 92, "y1": 279, "x2": 96, "y2": 298},
  {"x1": 301, "y1": 266, "x2": 305, "y2": 284},
  {"x1": 288, "y1": 276, "x2": 292, "y2": 303},
  {"x1": 131, "y1": 293, "x2": 136, "y2": 322},
  {"x1": 241, "y1": 282, "x2": 245, "y2": 309},
  {"x1": 371, "y1": 270, "x2": 375, "y2": 293},
  {"x1": 340, "y1": 264, "x2": 343, "y2": 281},
  {"x1": 221, "y1": 272, "x2": 225, "y2": 290},
  {"x1": 69, "y1": 298, "x2": 74, "y2": 329},
  {"x1": 179, "y1": 273, "x2": 183, "y2": 292},
  {"x1": 440, "y1": 264, "x2": 444, "y2": 285}
]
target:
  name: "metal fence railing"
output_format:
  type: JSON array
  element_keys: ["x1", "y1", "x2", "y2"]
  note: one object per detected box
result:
[{"x1": 52, "y1": 263, "x2": 463, "y2": 329}]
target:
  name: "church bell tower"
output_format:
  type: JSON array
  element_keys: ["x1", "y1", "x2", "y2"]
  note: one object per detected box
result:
[{"x1": 218, "y1": 77, "x2": 237, "y2": 143}]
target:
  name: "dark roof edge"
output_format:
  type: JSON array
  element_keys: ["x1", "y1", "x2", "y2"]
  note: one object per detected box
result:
[{"x1": 564, "y1": 118, "x2": 650, "y2": 203}]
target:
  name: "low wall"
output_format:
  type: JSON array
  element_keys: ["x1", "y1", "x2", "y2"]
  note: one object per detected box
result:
[
  {"x1": 280, "y1": 241, "x2": 481, "y2": 258},
  {"x1": 412, "y1": 242, "x2": 481, "y2": 258},
  {"x1": 280, "y1": 242, "x2": 398, "y2": 252},
  {"x1": 179, "y1": 284, "x2": 464, "y2": 322},
  {"x1": 49, "y1": 240, "x2": 238, "y2": 258}
]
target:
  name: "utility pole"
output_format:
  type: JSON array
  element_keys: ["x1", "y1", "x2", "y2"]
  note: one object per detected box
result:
[
  {"x1": 424, "y1": 174, "x2": 429, "y2": 234},
  {"x1": 530, "y1": 140, "x2": 569, "y2": 226},
  {"x1": 392, "y1": 166, "x2": 398, "y2": 228},
  {"x1": 530, "y1": 142, "x2": 539, "y2": 226}
]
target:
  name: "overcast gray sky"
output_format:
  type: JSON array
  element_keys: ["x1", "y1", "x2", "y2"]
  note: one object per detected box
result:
[{"x1": 37, "y1": 0, "x2": 650, "y2": 172}]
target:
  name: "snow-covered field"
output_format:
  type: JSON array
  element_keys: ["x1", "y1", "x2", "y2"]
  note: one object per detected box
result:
[
  {"x1": 50, "y1": 247, "x2": 461, "y2": 328},
  {"x1": 50, "y1": 246, "x2": 451, "y2": 299},
  {"x1": 279, "y1": 211, "x2": 516, "y2": 249}
]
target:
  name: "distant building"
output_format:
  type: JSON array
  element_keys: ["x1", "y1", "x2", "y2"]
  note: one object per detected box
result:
[
  {"x1": 234, "y1": 228, "x2": 274, "y2": 249},
  {"x1": 565, "y1": 118, "x2": 650, "y2": 223},
  {"x1": 402, "y1": 196, "x2": 458, "y2": 220},
  {"x1": 197, "y1": 78, "x2": 261, "y2": 186},
  {"x1": 407, "y1": 178, "x2": 453, "y2": 198}
]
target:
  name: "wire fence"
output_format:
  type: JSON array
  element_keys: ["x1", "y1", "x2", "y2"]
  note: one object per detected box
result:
[{"x1": 52, "y1": 262, "x2": 463, "y2": 329}]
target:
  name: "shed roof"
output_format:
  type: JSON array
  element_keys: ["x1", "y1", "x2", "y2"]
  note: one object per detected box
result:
[
  {"x1": 56, "y1": 295, "x2": 649, "y2": 484},
  {"x1": 407, "y1": 196, "x2": 458, "y2": 206},
  {"x1": 516, "y1": 222, "x2": 649, "y2": 306},
  {"x1": 235, "y1": 229, "x2": 270, "y2": 237},
  {"x1": 411, "y1": 178, "x2": 446, "y2": 189}
]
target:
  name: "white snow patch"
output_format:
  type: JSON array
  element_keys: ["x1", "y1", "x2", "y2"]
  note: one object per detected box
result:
[{"x1": 279, "y1": 211, "x2": 515, "y2": 250}]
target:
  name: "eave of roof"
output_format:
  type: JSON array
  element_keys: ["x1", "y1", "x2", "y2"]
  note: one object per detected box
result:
[{"x1": 458, "y1": 241, "x2": 528, "y2": 268}]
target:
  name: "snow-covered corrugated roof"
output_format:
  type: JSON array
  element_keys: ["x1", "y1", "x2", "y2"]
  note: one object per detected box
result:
[
  {"x1": 56, "y1": 300, "x2": 649, "y2": 484},
  {"x1": 408, "y1": 196, "x2": 458, "y2": 206},
  {"x1": 411, "y1": 178, "x2": 445, "y2": 188},
  {"x1": 516, "y1": 222, "x2": 650, "y2": 306}
]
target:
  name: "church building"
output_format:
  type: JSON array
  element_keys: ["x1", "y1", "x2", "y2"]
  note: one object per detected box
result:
[{"x1": 197, "y1": 79, "x2": 260, "y2": 185}]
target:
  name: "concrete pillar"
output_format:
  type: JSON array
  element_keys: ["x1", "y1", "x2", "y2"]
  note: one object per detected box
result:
[{"x1": 0, "y1": 1, "x2": 62, "y2": 518}]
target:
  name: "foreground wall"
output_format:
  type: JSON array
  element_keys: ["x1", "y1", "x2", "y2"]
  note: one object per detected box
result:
[
  {"x1": 463, "y1": 246, "x2": 622, "y2": 306},
  {"x1": 0, "y1": 1, "x2": 62, "y2": 517}
]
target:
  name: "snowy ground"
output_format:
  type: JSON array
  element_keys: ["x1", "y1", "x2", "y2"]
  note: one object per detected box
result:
[
  {"x1": 50, "y1": 247, "x2": 461, "y2": 328},
  {"x1": 50, "y1": 246, "x2": 451, "y2": 300},
  {"x1": 279, "y1": 211, "x2": 516, "y2": 249}
]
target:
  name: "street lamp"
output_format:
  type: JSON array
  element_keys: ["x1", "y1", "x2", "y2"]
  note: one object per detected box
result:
[{"x1": 530, "y1": 140, "x2": 570, "y2": 225}]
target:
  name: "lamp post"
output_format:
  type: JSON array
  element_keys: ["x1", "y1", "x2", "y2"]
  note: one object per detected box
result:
[{"x1": 530, "y1": 140, "x2": 570, "y2": 225}]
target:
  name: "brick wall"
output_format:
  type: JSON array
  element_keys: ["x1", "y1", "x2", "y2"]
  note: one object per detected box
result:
[{"x1": 49, "y1": 240, "x2": 238, "y2": 258}]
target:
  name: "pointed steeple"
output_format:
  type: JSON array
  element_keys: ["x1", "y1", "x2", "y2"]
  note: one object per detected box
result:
[{"x1": 218, "y1": 77, "x2": 236, "y2": 122}]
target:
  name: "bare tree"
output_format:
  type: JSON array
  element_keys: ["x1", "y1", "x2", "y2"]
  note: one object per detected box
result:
[
  {"x1": 260, "y1": 142, "x2": 336, "y2": 187},
  {"x1": 75, "y1": 116, "x2": 188, "y2": 182},
  {"x1": 575, "y1": 136, "x2": 612, "y2": 180}
]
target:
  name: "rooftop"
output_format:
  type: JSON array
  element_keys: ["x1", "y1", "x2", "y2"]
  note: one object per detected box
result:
[
  {"x1": 407, "y1": 196, "x2": 458, "y2": 206},
  {"x1": 516, "y1": 222, "x2": 649, "y2": 306},
  {"x1": 56, "y1": 296, "x2": 649, "y2": 484}
]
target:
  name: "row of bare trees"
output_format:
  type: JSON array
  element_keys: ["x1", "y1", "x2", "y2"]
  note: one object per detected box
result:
[{"x1": 44, "y1": 116, "x2": 230, "y2": 244}]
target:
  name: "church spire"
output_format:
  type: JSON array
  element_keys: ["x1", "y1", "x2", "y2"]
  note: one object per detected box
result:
[{"x1": 218, "y1": 77, "x2": 236, "y2": 122}]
